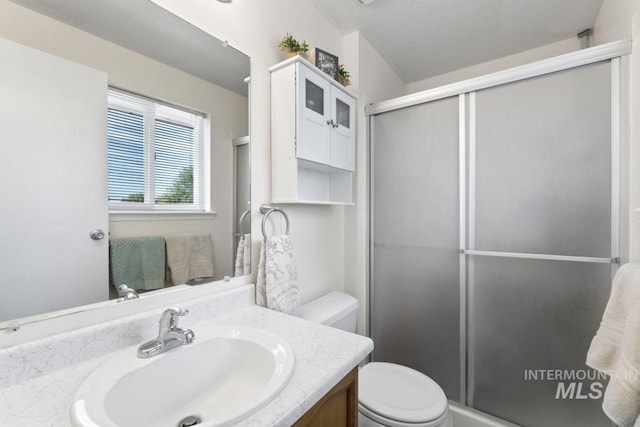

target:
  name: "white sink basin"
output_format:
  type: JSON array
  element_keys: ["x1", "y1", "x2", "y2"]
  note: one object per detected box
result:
[{"x1": 71, "y1": 325, "x2": 295, "y2": 427}]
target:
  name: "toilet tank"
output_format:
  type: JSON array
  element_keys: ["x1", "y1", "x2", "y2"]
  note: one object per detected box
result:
[{"x1": 295, "y1": 291, "x2": 358, "y2": 333}]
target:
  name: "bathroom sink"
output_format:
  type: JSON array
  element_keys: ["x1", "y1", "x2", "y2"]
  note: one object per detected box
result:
[{"x1": 70, "y1": 326, "x2": 295, "y2": 427}]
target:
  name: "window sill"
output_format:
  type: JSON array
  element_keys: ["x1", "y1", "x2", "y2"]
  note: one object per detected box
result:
[{"x1": 109, "y1": 211, "x2": 217, "y2": 222}]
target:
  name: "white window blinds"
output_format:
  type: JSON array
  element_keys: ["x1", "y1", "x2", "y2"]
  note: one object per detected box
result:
[{"x1": 107, "y1": 89, "x2": 206, "y2": 211}]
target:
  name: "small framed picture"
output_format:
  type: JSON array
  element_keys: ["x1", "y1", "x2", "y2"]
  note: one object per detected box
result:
[{"x1": 314, "y1": 48, "x2": 339, "y2": 80}]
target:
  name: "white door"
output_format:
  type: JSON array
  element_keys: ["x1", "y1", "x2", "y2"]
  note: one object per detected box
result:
[
  {"x1": 330, "y1": 87, "x2": 356, "y2": 171},
  {"x1": 0, "y1": 38, "x2": 108, "y2": 322},
  {"x1": 296, "y1": 63, "x2": 331, "y2": 165}
]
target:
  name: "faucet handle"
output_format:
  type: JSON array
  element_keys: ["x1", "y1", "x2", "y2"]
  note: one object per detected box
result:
[
  {"x1": 167, "y1": 307, "x2": 189, "y2": 317},
  {"x1": 159, "y1": 307, "x2": 189, "y2": 333}
]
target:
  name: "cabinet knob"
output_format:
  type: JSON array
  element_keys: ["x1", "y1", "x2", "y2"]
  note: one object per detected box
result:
[{"x1": 326, "y1": 119, "x2": 334, "y2": 127}]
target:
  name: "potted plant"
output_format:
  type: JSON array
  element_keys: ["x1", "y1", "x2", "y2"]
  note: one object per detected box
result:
[
  {"x1": 278, "y1": 33, "x2": 309, "y2": 59},
  {"x1": 337, "y1": 64, "x2": 351, "y2": 86}
]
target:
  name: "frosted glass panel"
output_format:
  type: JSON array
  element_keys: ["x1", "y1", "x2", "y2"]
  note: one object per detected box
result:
[
  {"x1": 336, "y1": 98, "x2": 350, "y2": 128},
  {"x1": 371, "y1": 59, "x2": 619, "y2": 426},
  {"x1": 373, "y1": 97, "x2": 459, "y2": 249},
  {"x1": 305, "y1": 79, "x2": 324, "y2": 115},
  {"x1": 474, "y1": 62, "x2": 611, "y2": 257},
  {"x1": 469, "y1": 256, "x2": 612, "y2": 427},
  {"x1": 373, "y1": 245, "x2": 460, "y2": 399},
  {"x1": 372, "y1": 96, "x2": 460, "y2": 400}
]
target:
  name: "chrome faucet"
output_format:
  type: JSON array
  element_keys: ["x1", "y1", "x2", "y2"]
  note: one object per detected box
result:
[
  {"x1": 116, "y1": 284, "x2": 139, "y2": 301},
  {"x1": 137, "y1": 308, "x2": 195, "y2": 358}
]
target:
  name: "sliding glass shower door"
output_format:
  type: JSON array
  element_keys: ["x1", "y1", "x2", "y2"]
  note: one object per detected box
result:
[
  {"x1": 468, "y1": 61, "x2": 615, "y2": 427},
  {"x1": 372, "y1": 96, "x2": 462, "y2": 400},
  {"x1": 371, "y1": 56, "x2": 626, "y2": 426}
]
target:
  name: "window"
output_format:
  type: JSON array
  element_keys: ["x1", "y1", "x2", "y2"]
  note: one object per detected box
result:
[{"x1": 107, "y1": 89, "x2": 206, "y2": 211}]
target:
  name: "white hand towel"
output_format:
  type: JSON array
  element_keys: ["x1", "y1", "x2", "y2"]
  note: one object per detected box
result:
[
  {"x1": 234, "y1": 234, "x2": 251, "y2": 277},
  {"x1": 242, "y1": 234, "x2": 251, "y2": 274},
  {"x1": 256, "y1": 235, "x2": 299, "y2": 314},
  {"x1": 166, "y1": 233, "x2": 215, "y2": 285},
  {"x1": 586, "y1": 263, "x2": 640, "y2": 427}
]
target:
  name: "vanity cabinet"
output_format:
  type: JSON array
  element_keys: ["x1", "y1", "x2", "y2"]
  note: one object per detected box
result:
[
  {"x1": 293, "y1": 368, "x2": 358, "y2": 427},
  {"x1": 270, "y1": 56, "x2": 356, "y2": 204}
]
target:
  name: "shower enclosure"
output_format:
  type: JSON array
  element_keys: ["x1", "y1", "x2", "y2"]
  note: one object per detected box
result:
[{"x1": 368, "y1": 41, "x2": 630, "y2": 427}]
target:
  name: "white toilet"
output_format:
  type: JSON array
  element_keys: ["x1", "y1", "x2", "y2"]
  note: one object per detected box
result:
[{"x1": 295, "y1": 291, "x2": 452, "y2": 427}]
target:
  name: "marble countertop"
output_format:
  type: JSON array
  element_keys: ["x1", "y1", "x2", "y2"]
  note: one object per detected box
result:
[{"x1": 0, "y1": 286, "x2": 373, "y2": 427}]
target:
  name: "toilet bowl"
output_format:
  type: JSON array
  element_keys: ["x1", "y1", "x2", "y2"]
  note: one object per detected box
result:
[{"x1": 294, "y1": 292, "x2": 452, "y2": 427}]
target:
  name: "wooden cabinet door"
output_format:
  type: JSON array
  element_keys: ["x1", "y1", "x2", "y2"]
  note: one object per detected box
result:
[{"x1": 293, "y1": 368, "x2": 358, "y2": 427}]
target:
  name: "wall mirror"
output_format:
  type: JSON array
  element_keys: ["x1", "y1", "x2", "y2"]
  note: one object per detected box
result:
[{"x1": 0, "y1": 0, "x2": 251, "y2": 326}]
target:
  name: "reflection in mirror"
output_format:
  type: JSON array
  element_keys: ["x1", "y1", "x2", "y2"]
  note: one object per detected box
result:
[
  {"x1": 0, "y1": 0, "x2": 250, "y2": 326},
  {"x1": 233, "y1": 136, "x2": 252, "y2": 277}
]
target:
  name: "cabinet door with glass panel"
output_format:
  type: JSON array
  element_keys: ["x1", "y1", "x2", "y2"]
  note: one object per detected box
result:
[
  {"x1": 330, "y1": 86, "x2": 355, "y2": 171},
  {"x1": 296, "y1": 61, "x2": 355, "y2": 171},
  {"x1": 297, "y1": 62, "x2": 332, "y2": 165}
]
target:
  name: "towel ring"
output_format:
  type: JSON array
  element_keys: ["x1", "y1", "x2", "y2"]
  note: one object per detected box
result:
[
  {"x1": 260, "y1": 204, "x2": 290, "y2": 238},
  {"x1": 238, "y1": 209, "x2": 250, "y2": 235}
]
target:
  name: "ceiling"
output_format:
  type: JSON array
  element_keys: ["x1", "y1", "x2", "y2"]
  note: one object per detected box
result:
[
  {"x1": 309, "y1": 0, "x2": 604, "y2": 84},
  {"x1": 9, "y1": 0, "x2": 250, "y2": 96}
]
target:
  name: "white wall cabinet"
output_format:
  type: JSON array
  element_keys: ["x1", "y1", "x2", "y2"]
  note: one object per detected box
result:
[{"x1": 270, "y1": 56, "x2": 356, "y2": 204}]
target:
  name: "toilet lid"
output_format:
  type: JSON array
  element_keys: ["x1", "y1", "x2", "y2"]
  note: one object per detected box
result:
[{"x1": 359, "y1": 362, "x2": 448, "y2": 423}]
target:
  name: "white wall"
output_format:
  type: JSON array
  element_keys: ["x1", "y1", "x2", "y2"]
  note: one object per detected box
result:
[
  {"x1": 150, "y1": 0, "x2": 352, "y2": 304},
  {"x1": 593, "y1": 0, "x2": 639, "y2": 44},
  {"x1": 406, "y1": 37, "x2": 581, "y2": 93},
  {"x1": 632, "y1": 13, "x2": 640, "y2": 263},
  {"x1": 0, "y1": 0, "x2": 248, "y2": 279},
  {"x1": 342, "y1": 32, "x2": 406, "y2": 334}
]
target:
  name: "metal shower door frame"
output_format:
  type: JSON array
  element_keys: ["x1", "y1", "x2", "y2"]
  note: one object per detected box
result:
[
  {"x1": 464, "y1": 56, "x2": 627, "y2": 406},
  {"x1": 368, "y1": 41, "x2": 631, "y2": 409}
]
